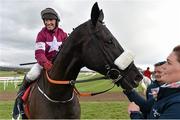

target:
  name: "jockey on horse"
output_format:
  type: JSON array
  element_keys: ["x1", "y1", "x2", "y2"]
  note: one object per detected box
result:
[{"x1": 12, "y1": 8, "x2": 67, "y2": 119}]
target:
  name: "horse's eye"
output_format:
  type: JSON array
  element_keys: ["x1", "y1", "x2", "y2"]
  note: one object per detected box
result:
[
  {"x1": 105, "y1": 39, "x2": 113, "y2": 44},
  {"x1": 108, "y1": 40, "x2": 113, "y2": 44}
]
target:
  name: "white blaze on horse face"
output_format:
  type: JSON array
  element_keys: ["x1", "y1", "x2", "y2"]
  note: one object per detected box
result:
[{"x1": 114, "y1": 50, "x2": 135, "y2": 70}]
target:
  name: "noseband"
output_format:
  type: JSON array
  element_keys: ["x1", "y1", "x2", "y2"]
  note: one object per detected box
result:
[{"x1": 105, "y1": 62, "x2": 134, "y2": 84}]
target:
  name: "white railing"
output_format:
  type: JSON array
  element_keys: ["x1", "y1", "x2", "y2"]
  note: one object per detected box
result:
[
  {"x1": 0, "y1": 72, "x2": 97, "y2": 91},
  {"x1": 0, "y1": 76, "x2": 23, "y2": 90}
]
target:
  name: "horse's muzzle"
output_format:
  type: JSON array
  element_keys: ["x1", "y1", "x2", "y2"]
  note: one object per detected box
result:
[{"x1": 105, "y1": 51, "x2": 143, "y2": 90}]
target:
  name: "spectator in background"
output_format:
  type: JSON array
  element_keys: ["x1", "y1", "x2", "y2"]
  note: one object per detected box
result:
[
  {"x1": 143, "y1": 67, "x2": 152, "y2": 80},
  {"x1": 124, "y1": 61, "x2": 166, "y2": 118},
  {"x1": 141, "y1": 76, "x2": 151, "y2": 95},
  {"x1": 141, "y1": 67, "x2": 152, "y2": 94}
]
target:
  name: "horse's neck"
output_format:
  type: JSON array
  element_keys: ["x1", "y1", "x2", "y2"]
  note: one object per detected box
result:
[
  {"x1": 41, "y1": 54, "x2": 82, "y2": 100},
  {"x1": 50, "y1": 55, "x2": 82, "y2": 80}
]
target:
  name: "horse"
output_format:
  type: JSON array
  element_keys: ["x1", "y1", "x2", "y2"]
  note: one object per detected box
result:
[{"x1": 25, "y1": 2, "x2": 143, "y2": 119}]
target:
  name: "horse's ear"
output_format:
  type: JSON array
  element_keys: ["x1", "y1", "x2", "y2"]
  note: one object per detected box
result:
[
  {"x1": 91, "y1": 2, "x2": 100, "y2": 26},
  {"x1": 98, "y1": 9, "x2": 104, "y2": 23}
]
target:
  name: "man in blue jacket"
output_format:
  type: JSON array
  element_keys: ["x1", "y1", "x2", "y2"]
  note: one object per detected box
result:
[{"x1": 124, "y1": 61, "x2": 165, "y2": 118}]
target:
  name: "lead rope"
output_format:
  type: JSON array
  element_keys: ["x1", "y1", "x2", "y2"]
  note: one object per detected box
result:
[
  {"x1": 45, "y1": 70, "x2": 115, "y2": 97},
  {"x1": 74, "y1": 84, "x2": 115, "y2": 97}
]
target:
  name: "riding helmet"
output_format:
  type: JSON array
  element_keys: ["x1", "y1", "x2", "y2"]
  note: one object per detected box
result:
[{"x1": 41, "y1": 8, "x2": 60, "y2": 21}]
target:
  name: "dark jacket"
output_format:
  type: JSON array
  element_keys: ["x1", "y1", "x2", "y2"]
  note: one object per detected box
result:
[
  {"x1": 130, "y1": 87, "x2": 180, "y2": 119},
  {"x1": 124, "y1": 80, "x2": 160, "y2": 118}
]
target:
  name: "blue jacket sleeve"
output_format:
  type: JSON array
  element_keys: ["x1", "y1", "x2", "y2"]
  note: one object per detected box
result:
[
  {"x1": 123, "y1": 89, "x2": 151, "y2": 114},
  {"x1": 130, "y1": 111, "x2": 144, "y2": 119}
]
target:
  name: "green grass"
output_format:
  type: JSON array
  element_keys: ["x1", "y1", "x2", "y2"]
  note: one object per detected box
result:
[
  {"x1": 0, "y1": 101, "x2": 130, "y2": 119},
  {"x1": 0, "y1": 101, "x2": 13, "y2": 119},
  {"x1": 81, "y1": 101, "x2": 130, "y2": 119},
  {"x1": 0, "y1": 83, "x2": 19, "y2": 92},
  {"x1": 0, "y1": 71, "x2": 23, "y2": 92},
  {"x1": 0, "y1": 71, "x2": 23, "y2": 77}
]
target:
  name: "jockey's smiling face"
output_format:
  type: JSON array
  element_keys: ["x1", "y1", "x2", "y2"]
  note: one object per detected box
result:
[{"x1": 44, "y1": 19, "x2": 56, "y2": 31}]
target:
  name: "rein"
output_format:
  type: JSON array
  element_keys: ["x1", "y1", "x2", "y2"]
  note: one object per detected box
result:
[
  {"x1": 46, "y1": 71, "x2": 108, "y2": 85},
  {"x1": 45, "y1": 70, "x2": 115, "y2": 97}
]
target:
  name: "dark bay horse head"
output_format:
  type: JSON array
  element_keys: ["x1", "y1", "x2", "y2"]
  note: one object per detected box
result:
[
  {"x1": 28, "y1": 2, "x2": 143, "y2": 119},
  {"x1": 54, "y1": 2, "x2": 143, "y2": 90}
]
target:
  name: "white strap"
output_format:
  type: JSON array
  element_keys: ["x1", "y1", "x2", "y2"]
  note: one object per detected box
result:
[{"x1": 37, "y1": 86, "x2": 74, "y2": 103}]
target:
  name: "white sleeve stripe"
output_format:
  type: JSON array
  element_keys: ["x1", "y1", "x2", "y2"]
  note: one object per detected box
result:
[{"x1": 35, "y1": 42, "x2": 45, "y2": 50}]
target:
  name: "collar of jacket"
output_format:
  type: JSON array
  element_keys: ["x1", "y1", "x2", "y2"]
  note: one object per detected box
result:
[{"x1": 157, "y1": 87, "x2": 180, "y2": 100}]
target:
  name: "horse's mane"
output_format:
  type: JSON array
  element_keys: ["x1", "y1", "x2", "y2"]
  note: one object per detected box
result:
[{"x1": 52, "y1": 20, "x2": 91, "y2": 63}]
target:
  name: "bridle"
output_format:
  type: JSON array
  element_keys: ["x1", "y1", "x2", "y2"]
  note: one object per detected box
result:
[
  {"x1": 105, "y1": 62, "x2": 134, "y2": 85},
  {"x1": 45, "y1": 70, "x2": 115, "y2": 94},
  {"x1": 86, "y1": 21, "x2": 134, "y2": 86},
  {"x1": 40, "y1": 61, "x2": 133, "y2": 103},
  {"x1": 37, "y1": 21, "x2": 134, "y2": 103},
  {"x1": 36, "y1": 70, "x2": 115, "y2": 103}
]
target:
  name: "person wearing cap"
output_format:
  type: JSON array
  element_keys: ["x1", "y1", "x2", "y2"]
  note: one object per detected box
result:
[{"x1": 12, "y1": 8, "x2": 67, "y2": 119}]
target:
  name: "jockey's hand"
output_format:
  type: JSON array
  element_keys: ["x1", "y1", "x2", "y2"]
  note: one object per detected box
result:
[{"x1": 43, "y1": 61, "x2": 53, "y2": 71}]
